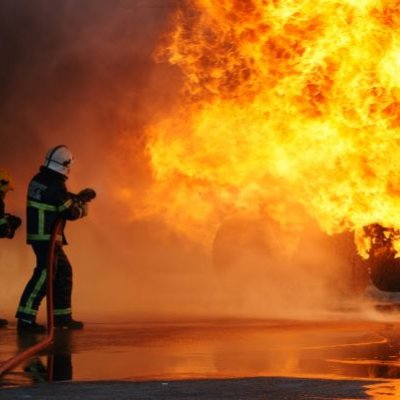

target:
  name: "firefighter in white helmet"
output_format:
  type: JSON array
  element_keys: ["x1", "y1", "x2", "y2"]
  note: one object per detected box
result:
[
  {"x1": 0, "y1": 168, "x2": 22, "y2": 326},
  {"x1": 16, "y1": 145, "x2": 96, "y2": 332}
]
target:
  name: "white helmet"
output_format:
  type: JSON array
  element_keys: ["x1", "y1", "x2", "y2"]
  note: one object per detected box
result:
[{"x1": 43, "y1": 145, "x2": 73, "y2": 176}]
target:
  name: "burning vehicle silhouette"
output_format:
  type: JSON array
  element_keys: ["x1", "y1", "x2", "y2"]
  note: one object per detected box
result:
[
  {"x1": 362, "y1": 224, "x2": 400, "y2": 293},
  {"x1": 212, "y1": 217, "x2": 400, "y2": 310}
]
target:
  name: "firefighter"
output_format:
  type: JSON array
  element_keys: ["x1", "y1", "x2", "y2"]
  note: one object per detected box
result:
[
  {"x1": 0, "y1": 168, "x2": 22, "y2": 326},
  {"x1": 15, "y1": 145, "x2": 96, "y2": 332}
]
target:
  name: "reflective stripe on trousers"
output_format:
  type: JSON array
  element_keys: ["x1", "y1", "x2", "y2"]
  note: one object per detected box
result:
[{"x1": 16, "y1": 243, "x2": 73, "y2": 322}]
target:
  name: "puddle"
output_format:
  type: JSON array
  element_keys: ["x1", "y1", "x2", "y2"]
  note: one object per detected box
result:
[{"x1": 1, "y1": 319, "x2": 400, "y2": 391}]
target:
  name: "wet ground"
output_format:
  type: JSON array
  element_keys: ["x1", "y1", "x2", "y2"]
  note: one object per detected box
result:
[{"x1": 1, "y1": 316, "x2": 400, "y2": 398}]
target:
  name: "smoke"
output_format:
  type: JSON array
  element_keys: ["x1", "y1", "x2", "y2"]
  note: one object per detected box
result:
[
  {"x1": 0, "y1": 0, "x2": 203, "y2": 322},
  {"x1": 0, "y1": 0, "x2": 374, "y2": 323}
]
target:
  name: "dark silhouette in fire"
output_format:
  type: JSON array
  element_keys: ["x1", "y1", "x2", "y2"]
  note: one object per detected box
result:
[
  {"x1": 212, "y1": 216, "x2": 400, "y2": 303},
  {"x1": 363, "y1": 223, "x2": 400, "y2": 292}
]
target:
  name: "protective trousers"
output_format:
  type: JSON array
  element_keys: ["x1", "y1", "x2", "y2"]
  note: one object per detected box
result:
[{"x1": 16, "y1": 243, "x2": 72, "y2": 323}]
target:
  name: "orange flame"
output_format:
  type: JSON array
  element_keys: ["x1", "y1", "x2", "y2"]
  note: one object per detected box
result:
[{"x1": 118, "y1": 0, "x2": 400, "y2": 254}]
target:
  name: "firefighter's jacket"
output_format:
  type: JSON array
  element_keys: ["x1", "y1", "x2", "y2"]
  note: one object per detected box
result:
[
  {"x1": 27, "y1": 166, "x2": 85, "y2": 245},
  {"x1": 0, "y1": 196, "x2": 10, "y2": 238},
  {"x1": 0, "y1": 196, "x2": 21, "y2": 238}
]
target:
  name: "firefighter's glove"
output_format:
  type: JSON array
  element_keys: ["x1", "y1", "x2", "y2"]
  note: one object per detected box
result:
[
  {"x1": 77, "y1": 188, "x2": 96, "y2": 203},
  {"x1": 6, "y1": 214, "x2": 21, "y2": 238}
]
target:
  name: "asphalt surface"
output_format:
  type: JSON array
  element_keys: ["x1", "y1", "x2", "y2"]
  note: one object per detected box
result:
[{"x1": 0, "y1": 376, "x2": 384, "y2": 400}]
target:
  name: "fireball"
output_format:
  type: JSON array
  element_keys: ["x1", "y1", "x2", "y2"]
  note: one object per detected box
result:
[{"x1": 118, "y1": 0, "x2": 400, "y2": 256}]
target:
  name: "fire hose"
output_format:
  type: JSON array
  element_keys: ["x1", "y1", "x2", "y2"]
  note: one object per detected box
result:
[{"x1": 0, "y1": 218, "x2": 62, "y2": 378}]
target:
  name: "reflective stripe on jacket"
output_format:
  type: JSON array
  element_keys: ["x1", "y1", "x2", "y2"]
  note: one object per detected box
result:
[{"x1": 26, "y1": 166, "x2": 84, "y2": 244}]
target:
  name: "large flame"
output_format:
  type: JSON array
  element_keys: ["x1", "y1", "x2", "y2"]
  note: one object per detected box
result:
[{"x1": 118, "y1": 0, "x2": 400, "y2": 254}]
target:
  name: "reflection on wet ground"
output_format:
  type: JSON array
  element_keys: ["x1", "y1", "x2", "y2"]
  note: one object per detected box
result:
[{"x1": 2, "y1": 319, "x2": 400, "y2": 396}]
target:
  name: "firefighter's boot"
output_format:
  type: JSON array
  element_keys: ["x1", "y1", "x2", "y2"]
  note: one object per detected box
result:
[
  {"x1": 17, "y1": 319, "x2": 46, "y2": 333},
  {"x1": 54, "y1": 317, "x2": 84, "y2": 330}
]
